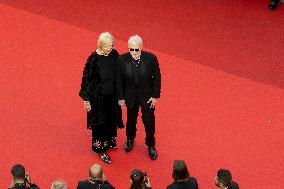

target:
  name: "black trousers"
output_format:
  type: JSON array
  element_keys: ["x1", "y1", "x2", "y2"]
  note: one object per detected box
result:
[{"x1": 126, "y1": 99, "x2": 155, "y2": 147}]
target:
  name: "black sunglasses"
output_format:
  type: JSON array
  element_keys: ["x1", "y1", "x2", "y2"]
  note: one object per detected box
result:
[{"x1": 129, "y1": 48, "x2": 140, "y2": 52}]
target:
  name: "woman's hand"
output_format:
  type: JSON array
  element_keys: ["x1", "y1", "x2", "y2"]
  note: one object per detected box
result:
[{"x1": 84, "y1": 101, "x2": 91, "y2": 111}]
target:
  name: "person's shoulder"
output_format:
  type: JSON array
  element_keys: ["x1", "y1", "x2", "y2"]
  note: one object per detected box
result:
[
  {"x1": 188, "y1": 176, "x2": 198, "y2": 183},
  {"x1": 102, "y1": 181, "x2": 115, "y2": 189},
  {"x1": 76, "y1": 180, "x2": 90, "y2": 188},
  {"x1": 28, "y1": 187, "x2": 40, "y2": 189},
  {"x1": 112, "y1": 49, "x2": 119, "y2": 56},
  {"x1": 229, "y1": 181, "x2": 239, "y2": 189},
  {"x1": 118, "y1": 52, "x2": 129, "y2": 58},
  {"x1": 87, "y1": 51, "x2": 97, "y2": 63},
  {"x1": 118, "y1": 52, "x2": 130, "y2": 62},
  {"x1": 142, "y1": 51, "x2": 157, "y2": 59},
  {"x1": 166, "y1": 182, "x2": 176, "y2": 189}
]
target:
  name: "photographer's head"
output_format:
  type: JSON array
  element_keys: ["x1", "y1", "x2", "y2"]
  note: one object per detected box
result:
[
  {"x1": 89, "y1": 164, "x2": 104, "y2": 181},
  {"x1": 172, "y1": 160, "x2": 190, "y2": 182},
  {"x1": 130, "y1": 169, "x2": 147, "y2": 189},
  {"x1": 51, "y1": 179, "x2": 67, "y2": 189},
  {"x1": 215, "y1": 169, "x2": 232, "y2": 188},
  {"x1": 11, "y1": 164, "x2": 25, "y2": 181}
]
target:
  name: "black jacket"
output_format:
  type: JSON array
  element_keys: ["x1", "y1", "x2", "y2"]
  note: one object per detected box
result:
[
  {"x1": 166, "y1": 177, "x2": 198, "y2": 189},
  {"x1": 9, "y1": 183, "x2": 39, "y2": 189},
  {"x1": 116, "y1": 51, "x2": 161, "y2": 108},
  {"x1": 76, "y1": 180, "x2": 114, "y2": 189}
]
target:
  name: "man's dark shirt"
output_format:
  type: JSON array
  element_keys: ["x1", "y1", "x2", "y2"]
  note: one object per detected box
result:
[
  {"x1": 9, "y1": 182, "x2": 39, "y2": 189},
  {"x1": 76, "y1": 180, "x2": 114, "y2": 189},
  {"x1": 166, "y1": 177, "x2": 198, "y2": 189},
  {"x1": 228, "y1": 181, "x2": 239, "y2": 189}
]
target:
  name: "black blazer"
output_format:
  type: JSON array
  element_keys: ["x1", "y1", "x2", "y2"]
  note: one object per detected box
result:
[
  {"x1": 228, "y1": 181, "x2": 239, "y2": 189},
  {"x1": 116, "y1": 51, "x2": 161, "y2": 108},
  {"x1": 76, "y1": 180, "x2": 114, "y2": 189},
  {"x1": 166, "y1": 177, "x2": 199, "y2": 189}
]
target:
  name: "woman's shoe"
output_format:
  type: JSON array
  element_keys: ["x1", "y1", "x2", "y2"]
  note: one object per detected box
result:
[{"x1": 98, "y1": 153, "x2": 112, "y2": 164}]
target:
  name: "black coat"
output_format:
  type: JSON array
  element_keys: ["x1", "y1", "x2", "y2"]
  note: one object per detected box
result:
[
  {"x1": 79, "y1": 50, "x2": 122, "y2": 129},
  {"x1": 228, "y1": 181, "x2": 239, "y2": 189},
  {"x1": 9, "y1": 183, "x2": 39, "y2": 189},
  {"x1": 116, "y1": 51, "x2": 161, "y2": 109},
  {"x1": 76, "y1": 180, "x2": 114, "y2": 189},
  {"x1": 166, "y1": 177, "x2": 198, "y2": 189}
]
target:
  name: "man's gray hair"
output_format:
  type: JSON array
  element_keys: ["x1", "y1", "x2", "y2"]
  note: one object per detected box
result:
[
  {"x1": 51, "y1": 179, "x2": 67, "y2": 189},
  {"x1": 128, "y1": 35, "x2": 143, "y2": 47}
]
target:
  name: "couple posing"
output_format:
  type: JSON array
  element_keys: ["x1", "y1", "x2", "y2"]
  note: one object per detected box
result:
[{"x1": 79, "y1": 32, "x2": 161, "y2": 163}]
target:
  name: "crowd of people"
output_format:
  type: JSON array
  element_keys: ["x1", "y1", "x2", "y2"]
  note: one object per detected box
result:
[{"x1": 8, "y1": 161, "x2": 239, "y2": 189}]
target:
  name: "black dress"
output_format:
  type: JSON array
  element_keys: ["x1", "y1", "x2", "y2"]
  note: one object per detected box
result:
[{"x1": 79, "y1": 49, "x2": 122, "y2": 153}]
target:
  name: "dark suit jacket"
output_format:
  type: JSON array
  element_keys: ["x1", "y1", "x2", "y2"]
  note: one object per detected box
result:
[
  {"x1": 9, "y1": 183, "x2": 39, "y2": 189},
  {"x1": 76, "y1": 180, "x2": 114, "y2": 189},
  {"x1": 116, "y1": 51, "x2": 161, "y2": 108},
  {"x1": 166, "y1": 177, "x2": 199, "y2": 189},
  {"x1": 228, "y1": 181, "x2": 239, "y2": 189}
]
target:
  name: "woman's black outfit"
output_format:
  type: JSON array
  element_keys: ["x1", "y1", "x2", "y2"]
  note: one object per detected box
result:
[{"x1": 79, "y1": 49, "x2": 123, "y2": 154}]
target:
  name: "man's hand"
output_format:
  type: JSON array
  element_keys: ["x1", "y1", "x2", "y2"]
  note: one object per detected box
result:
[
  {"x1": 25, "y1": 173, "x2": 33, "y2": 185},
  {"x1": 84, "y1": 101, "x2": 91, "y2": 112},
  {"x1": 147, "y1": 97, "x2": 157, "y2": 108},
  {"x1": 144, "y1": 176, "x2": 151, "y2": 188},
  {"x1": 118, "y1": 100, "x2": 126, "y2": 107}
]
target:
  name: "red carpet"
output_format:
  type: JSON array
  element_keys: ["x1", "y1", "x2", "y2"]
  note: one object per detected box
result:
[
  {"x1": 1, "y1": 0, "x2": 284, "y2": 88},
  {"x1": 0, "y1": 2, "x2": 284, "y2": 189}
]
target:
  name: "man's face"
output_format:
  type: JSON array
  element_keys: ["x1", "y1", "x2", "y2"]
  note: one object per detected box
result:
[{"x1": 128, "y1": 42, "x2": 142, "y2": 60}]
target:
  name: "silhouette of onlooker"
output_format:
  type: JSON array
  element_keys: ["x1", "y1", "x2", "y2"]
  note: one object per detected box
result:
[{"x1": 166, "y1": 160, "x2": 198, "y2": 189}]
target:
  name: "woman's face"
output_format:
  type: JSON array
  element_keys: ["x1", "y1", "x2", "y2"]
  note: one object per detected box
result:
[{"x1": 102, "y1": 41, "x2": 113, "y2": 55}]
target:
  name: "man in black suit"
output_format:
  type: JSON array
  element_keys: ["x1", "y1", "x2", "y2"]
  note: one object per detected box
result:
[
  {"x1": 8, "y1": 164, "x2": 39, "y2": 189},
  {"x1": 214, "y1": 169, "x2": 239, "y2": 189},
  {"x1": 76, "y1": 164, "x2": 114, "y2": 189},
  {"x1": 116, "y1": 35, "x2": 161, "y2": 160}
]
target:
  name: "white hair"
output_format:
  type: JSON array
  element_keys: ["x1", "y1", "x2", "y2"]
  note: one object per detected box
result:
[
  {"x1": 51, "y1": 179, "x2": 67, "y2": 189},
  {"x1": 97, "y1": 32, "x2": 114, "y2": 50},
  {"x1": 128, "y1": 35, "x2": 143, "y2": 47}
]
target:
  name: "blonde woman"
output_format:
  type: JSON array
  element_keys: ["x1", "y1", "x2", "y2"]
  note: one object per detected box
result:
[{"x1": 79, "y1": 32, "x2": 124, "y2": 163}]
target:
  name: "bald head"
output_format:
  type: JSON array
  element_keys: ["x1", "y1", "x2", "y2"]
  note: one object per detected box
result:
[{"x1": 89, "y1": 164, "x2": 103, "y2": 179}]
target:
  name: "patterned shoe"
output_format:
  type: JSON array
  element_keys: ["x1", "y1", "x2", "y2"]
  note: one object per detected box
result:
[{"x1": 98, "y1": 153, "x2": 112, "y2": 164}]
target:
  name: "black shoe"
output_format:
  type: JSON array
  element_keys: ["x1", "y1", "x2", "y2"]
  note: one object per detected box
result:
[
  {"x1": 269, "y1": 0, "x2": 278, "y2": 10},
  {"x1": 98, "y1": 153, "x2": 112, "y2": 164},
  {"x1": 124, "y1": 139, "x2": 134, "y2": 152},
  {"x1": 148, "y1": 146, "x2": 158, "y2": 160}
]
